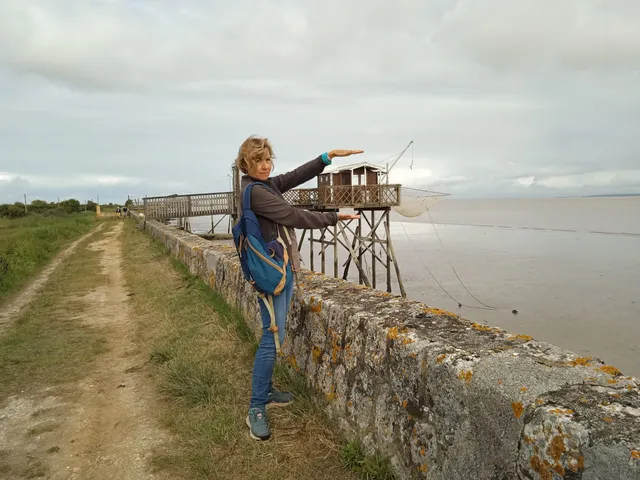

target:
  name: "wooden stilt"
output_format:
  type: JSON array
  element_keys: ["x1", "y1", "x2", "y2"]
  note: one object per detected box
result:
[{"x1": 385, "y1": 220, "x2": 406, "y2": 297}]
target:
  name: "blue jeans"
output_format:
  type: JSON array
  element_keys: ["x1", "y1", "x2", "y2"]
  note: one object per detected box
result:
[{"x1": 249, "y1": 270, "x2": 294, "y2": 408}]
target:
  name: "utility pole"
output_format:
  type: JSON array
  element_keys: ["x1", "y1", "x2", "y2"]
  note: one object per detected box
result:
[
  {"x1": 97, "y1": 194, "x2": 100, "y2": 206},
  {"x1": 24, "y1": 194, "x2": 27, "y2": 213}
]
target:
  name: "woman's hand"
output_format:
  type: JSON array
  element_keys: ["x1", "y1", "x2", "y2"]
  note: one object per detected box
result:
[
  {"x1": 328, "y1": 149, "x2": 364, "y2": 159},
  {"x1": 338, "y1": 213, "x2": 361, "y2": 221}
]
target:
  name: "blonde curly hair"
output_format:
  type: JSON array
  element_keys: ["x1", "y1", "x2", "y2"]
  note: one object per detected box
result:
[{"x1": 235, "y1": 136, "x2": 275, "y2": 175}]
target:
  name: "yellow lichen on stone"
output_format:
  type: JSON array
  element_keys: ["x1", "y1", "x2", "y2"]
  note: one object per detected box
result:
[
  {"x1": 603, "y1": 417, "x2": 614, "y2": 423},
  {"x1": 402, "y1": 400, "x2": 408, "y2": 408},
  {"x1": 548, "y1": 408, "x2": 574, "y2": 415},
  {"x1": 568, "y1": 356, "x2": 593, "y2": 366},
  {"x1": 312, "y1": 347, "x2": 322, "y2": 363},
  {"x1": 420, "y1": 447, "x2": 426, "y2": 456},
  {"x1": 458, "y1": 370, "x2": 473, "y2": 383},
  {"x1": 326, "y1": 385, "x2": 336, "y2": 401},
  {"x1": 418, "y1": 464, "x2": 427, "y2": 473},
  {"x1": 508, "y1": 334, "x2": 534, "y2": 342},
  {"x1": 409, "y1": 352, "x2": 417, "y2": 359},
  {"x1": 599, "y1": 365, "x2": 622, "y2": 376},
  {"x1": 520, "y1": 387, "x2": 528, "y2": 392},
  {"x1": 387, "y1": 327, "x2": 399, "y2": 340},
  {"x1": 287, "y1": 355, "x2": 298, "y2": 371},
  {"x1": 436, "y1": 354, "x2": 446, "y2": 364},
  {"x1": 401, "y1": 336, "x2": 415, "y2": 345},
  {"x1": 631, "y1": 450, "x2": 640, "y2": 459},
  {"x1": 512, "y1": 402, "x2": 524, "y2": 419},
  {"x1": 471, "y1": 322, "x2": 493, "y2": 332},
  {"x1": 422, "y1": 307, "x2": 456, "y2": 317}
]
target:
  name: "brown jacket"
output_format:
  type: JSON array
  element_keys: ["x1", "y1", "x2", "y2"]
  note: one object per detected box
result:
[{"x1": 240, "y1": 156, "x2": 338, "y2": 271}]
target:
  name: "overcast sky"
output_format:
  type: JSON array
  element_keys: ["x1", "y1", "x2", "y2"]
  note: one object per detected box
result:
[{"x1": 1, "y1": 0, "x2": 639, "y2": 204}]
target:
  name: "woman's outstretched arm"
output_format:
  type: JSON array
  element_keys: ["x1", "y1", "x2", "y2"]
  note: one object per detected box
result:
[{"x1": 271, "y1": 150, "x2": 364, "y2": 193}]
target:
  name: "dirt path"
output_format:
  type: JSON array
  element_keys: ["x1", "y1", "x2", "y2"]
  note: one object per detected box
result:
[
  {"x1": 0, "y1": 222, "x2": 171, "y2": 479},
  {"x1": 0, "y1": 224, "x2": 103, "y2": 331}
]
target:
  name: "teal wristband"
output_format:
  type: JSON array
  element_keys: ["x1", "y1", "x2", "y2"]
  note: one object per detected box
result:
[{"x1": 321, "y1": 152, "x2": 331, "y2": 165}]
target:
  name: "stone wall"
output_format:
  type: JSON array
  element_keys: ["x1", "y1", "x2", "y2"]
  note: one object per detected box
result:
[{"x1": 136, "y1": 217, "x2": 640, "y2": 479}]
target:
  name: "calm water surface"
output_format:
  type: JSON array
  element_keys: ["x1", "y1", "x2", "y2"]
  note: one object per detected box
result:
[{"x1": 190, "y1": 196, "x2": 640, "y2": 377}]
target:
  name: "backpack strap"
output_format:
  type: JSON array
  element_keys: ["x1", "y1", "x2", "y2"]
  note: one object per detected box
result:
[{"x1": 242, "y1": 181, "x2": 274, "y2": 212}]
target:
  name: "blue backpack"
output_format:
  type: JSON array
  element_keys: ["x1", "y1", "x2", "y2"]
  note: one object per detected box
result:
[{"x1": 232, "y1": 182, "x2": 291, "y2": 296}]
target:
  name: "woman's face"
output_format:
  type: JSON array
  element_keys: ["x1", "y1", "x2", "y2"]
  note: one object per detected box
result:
[{"x1": 249, "y1": 156, "x2": 272, "y2": 181}]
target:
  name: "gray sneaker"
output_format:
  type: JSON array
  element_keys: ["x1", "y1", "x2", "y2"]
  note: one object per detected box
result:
[
  {"x1": 267, "y1": 387, "x2": 294, "y2": 407},
  {"x1": 246, "y1": 407, "x2": 271, "y2": 441}
]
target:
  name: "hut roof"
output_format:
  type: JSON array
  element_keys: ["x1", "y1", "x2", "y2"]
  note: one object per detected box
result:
[{"x1": 323, "y1": 161, "x2": 386, "y2": 174}]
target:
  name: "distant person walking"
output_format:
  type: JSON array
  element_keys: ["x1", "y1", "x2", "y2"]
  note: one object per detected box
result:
[{"x1": 235, "y1": 136, "x2": 362, "y2": 441}]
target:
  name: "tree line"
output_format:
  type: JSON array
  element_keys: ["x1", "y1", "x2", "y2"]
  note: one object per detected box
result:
[{"x1": 0, "y1": 198, "x2": 134, "y2": 219}]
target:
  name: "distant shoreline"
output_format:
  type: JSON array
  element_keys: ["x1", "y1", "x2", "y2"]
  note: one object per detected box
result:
[{"x1": 581, "y1": 193, "x2": 640, "y2": 198}]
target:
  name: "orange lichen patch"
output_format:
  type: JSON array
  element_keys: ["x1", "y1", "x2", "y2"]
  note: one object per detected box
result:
[
  {"x1": 387, "y1": 327, "x2": 399, "y2": 340},
  {"x1": 347, "y1": 401, "x2": 353, "y2": 407},
  {"x1": 408, "y1": 415, "x2": 412, "y2": 421},
  {"x1": 401, "y1": 337, "x2": 415, "y2": 345},
  {"x1": 312, "y1": 346, "x2": 322, "y2": 363},
  {"x1": 607, "y1": 379, "x2": 618, "y2": 384},
  {"x1": 412, "y1": 427, "x2": 417, "y2": 436},
  {"x1": 609, "y1": 392, "x2": 621, "y2": 398},
  {"x1": 458, "y1": 370, "x2": 473, "y2": 384},
  {"x1": 568, "y1": 356, "x2": 593, "y2": 366},
  {"x1": 418, "y1": 464, "x2": 427, "y2": 473},
  {"x1": 548, "y1": 408, "x2": 574, "y2": 415},
  {"x1": 603, "y1": 417, "x2": 614, "y2": 423},
  {"x1": 287, "y1": 355, "x2": 298, "y2": 371},
  {"x1": 409, "y1": 352, "x2": 418, "y2": 359},
  {"x1": 507, "y1": 334, "x2": 534, "y2": 342},
  {"x1": 530, "y1": 455, "x2": 553, "y2": 480},
  {"x1": 547, "y1": 433, "x2": 567, "y2": 462},
  {"x1": 520, "y1": 387, "x2": 528, "y2": 392},
  {"x1": 599, "y1": 365, "x2": 622, "y2": 376},
  {"x1": 420, "y1": 447, "x2": 426, "y2": 456},
  {"x1": 393, "y1": 393, "x2": 399, "y2": 402},
  {"x1": 512, "y1": 402, "x2": 524, "y2": 419},
  {"x1": 497, "y1": 379, "x2": 503, "y2": 385},
  {"x1": 402, "y1": 400, "x2": 408, "y2": 409},
  {"x1": 310, "y1": 301, "x2": 322, "y2": 313},
  {"x1": 436, "y1": 354, "x2": 447, "y2": 364},
  {"x1": 326, "y1": 385, "x2": 336, "y2": 401},
  {"x1": 536, "y1": 399, "x2": 544, "y2": 406},
  {"x1": 421, "y1": 359, "x2": 428, "y2": 373},
  {"x1": 471, "y1": 322, "x2": 494, "y2": 332},
  {"x1": 631, "y1": 450, "x2": 640, "y2": 460},
  {"x1": 422, "y1": 306, "x2": 456, "y2": 318}
]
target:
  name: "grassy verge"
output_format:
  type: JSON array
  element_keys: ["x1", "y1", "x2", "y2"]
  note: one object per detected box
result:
[
  {"x1": 122, "y1": 223, "x2": 368, "y2": 480},
  {"x1": 0, "y1": 213, "x2": 96, "y2": 301},
  {"x1": 0, "y1": 224, "x2": 111, "y2": 401}
]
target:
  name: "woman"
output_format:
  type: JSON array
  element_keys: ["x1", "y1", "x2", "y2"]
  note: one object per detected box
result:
[{"x1": 235, "y1": 135, "x2": 362, "y2": 441}]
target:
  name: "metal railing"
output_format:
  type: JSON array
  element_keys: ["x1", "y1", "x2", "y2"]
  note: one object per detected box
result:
[
  {"x1": 283, "y1": 184, "x2": 401, "y2": 209},
  {"x1": 143, "y1": 192, "x2": 233, "y2": 219},
  {"x1": 142, "y1": 184, "x2": 401, "y2": 219}
]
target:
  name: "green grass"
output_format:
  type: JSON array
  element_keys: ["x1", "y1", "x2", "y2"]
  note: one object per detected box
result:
[
  {"x1": 0, "y1": 213, "x2": 96, "y2": 301},
  {"x1": 340, "y1": 440, "x2": 396, "y2": 480},
  {"x1": 0, "y1": 225, "x2": 110, "y2": 400},
  {"x1": 122, "y1": 223, "x2": 363, "y2": 480}
]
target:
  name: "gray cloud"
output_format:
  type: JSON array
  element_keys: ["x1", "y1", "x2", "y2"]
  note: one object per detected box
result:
[{"x1": 0, "y1": 0, "x2": 639, "y2": 204}]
